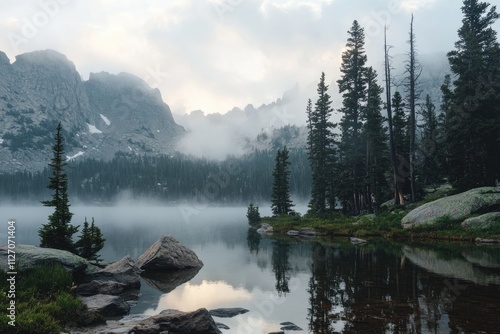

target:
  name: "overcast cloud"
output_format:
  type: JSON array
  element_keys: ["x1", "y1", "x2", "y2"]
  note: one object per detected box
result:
[{"x1": 0, "y1": 0, "x2": 498, "y2": 116}]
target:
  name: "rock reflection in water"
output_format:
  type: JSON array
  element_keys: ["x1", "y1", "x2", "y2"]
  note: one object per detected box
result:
[
  {"x1": 141, "y1": 267, "x2": 202, "y2": 294},
  {"x1": 306, "y1": 241, "x2": 500, "y2": 334}
]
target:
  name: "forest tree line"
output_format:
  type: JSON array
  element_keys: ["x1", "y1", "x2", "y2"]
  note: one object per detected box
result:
[
  {"x1": 304, "y1": 0, "x2": 500, "y2": 215},
  {"x1": 0, "y1": 148, "x2": 311, "y2": 204}
]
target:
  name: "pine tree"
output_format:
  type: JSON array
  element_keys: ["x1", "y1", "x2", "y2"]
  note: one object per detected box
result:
[
  {"x1": 337, "y1": 20, "x2": 368, "y2": 214},
  {"x1": 418, "y1": 95, "x2": 441, "y2": 186},
  {"x1": 39, "y1": 122, "x2": 78, "y2": 252},
  {"x1": 246, "y1": 203, "x2": 261, "y2": 226},
  {"x1": 384, "y1": 27, "x2": 405, "y2": 205},
  {"x1": 271, "y1": 146, "x2": 294, "y2": 215},
  {"x1": 392, "y1": 91, "x2": 409, "y2": 160},
  {"x1": 363, "y1": 67, "x2": 389, "y2": 211},
  {"x1": 308, "y1": 72, "x2": 335, "y2": 214},
  {"x1": 446, "y1": 0, "x2": 500, "y2": 189}
]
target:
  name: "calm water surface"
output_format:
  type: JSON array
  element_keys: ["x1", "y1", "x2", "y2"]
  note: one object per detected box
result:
[{"x1": 2, "y1": 206, "x2": 500, "y2": 334}]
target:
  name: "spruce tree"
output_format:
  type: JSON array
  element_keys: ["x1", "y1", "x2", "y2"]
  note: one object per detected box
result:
[
  {"x1": 308, "y1": 72, "x2": 335, "y2": 214},
  {"x1": 75, "y1": 217, "x2": 105, "y2": 262},
  {"x1": 419, "y1": 95, "x2": 441, "y2": 186},
  {"x1": 39, "y1": 122, "x2": 78, "y2": 252},
  {"x1": 363, "y1": 67, "x2": 389, "y2": 211},
  {"x1": 446, "y1": 0, "x2": 500, "y2": 189},
  {"x1": 271, "y1": 146, "x2": 294, "y2": 215},
  {"x1": 337, "y1": 20, "x2": 368, "y2": 214}
]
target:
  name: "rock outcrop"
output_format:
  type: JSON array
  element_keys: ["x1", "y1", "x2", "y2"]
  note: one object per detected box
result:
[
  {"x1": 136, "y1": 235, "x2": 203, "y2": 270},
  {"x1": 0, "y1": 244, "x2": 97, "y2": 273},
  {"x1": 461, "y1": 212, "x2": 500, "y2": 229},
  {"x1": 401, "y1": 187, "x2": 500, "y2": 228}
]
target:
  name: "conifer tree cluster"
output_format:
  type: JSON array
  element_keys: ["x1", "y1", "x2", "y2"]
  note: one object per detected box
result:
[
  {"x1": 39, "y1": 122, "x2": 105, "y2": 260},
  {"x1": 75, "y1": 217, "x2": 105, "y2": 263},
  {"x1": 304, "y1": 0, "x2": 499, "y2": 214},
  {"x1": 271, "y1": 146, "x2": 294, "y2": 215}
]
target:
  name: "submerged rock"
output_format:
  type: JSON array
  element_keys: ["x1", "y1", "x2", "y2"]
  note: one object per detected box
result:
[
  {"x1": 280, "y1": 321, "x2": 303, "y2": 331},
  {"x1": 401, "y1": 187, "x2": 500, "y2": 228},
  {"x1": 216, "y1": 322, "x2": 230, "y2": 330},
  {"x1": 257, "y1": 223, "x2": 273, "y2": 234},
  {"x1": 136, "y1": 235, "x2": 203, "y2": 270},
  {"x1": 209, "y1": 307, "x2": 249, "y2": 318},
  {"x1": 461, "y1": 212, "x2": 500, "y2": 229},
  {"x1": 299, "y1": 227, "x2": 316, "y2": 236},
  {"x1": 350, "y1": 237, "x2": 368, "y2": 244}
]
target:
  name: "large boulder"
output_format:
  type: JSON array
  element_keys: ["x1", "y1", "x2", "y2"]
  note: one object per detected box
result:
[
  {"x1": 0, "y1": 244, "x2": 97, "y2": 273},
  {"x1": 75, "y1": 256, "x2": 142, "y2": 296},
  {"x1": 401, "y1": 187, "x2": 500, "y2": 228},
  {"x1": 136, "y1": 236, "x2": 203, "y2": 270},
  {"x1": 74, "y1": 280, "x2": 129, "y2": 296},
  {"x1": 83, "y1": 256, "x2": 142, "y2": 288},
  {"x1": 461, "y1": 212, "x2": 500, "y2": 229},
  {"x1": 71, "y1": 308, "x2": 221, "y2": 334},
  {"x1": 80, "y1": 294, "x2": 131, "y2": 317}
]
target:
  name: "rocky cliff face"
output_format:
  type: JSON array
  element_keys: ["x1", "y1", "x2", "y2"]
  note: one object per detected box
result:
[{"x1": 0, "y1": 49, "x2": 184, "y2": 172}]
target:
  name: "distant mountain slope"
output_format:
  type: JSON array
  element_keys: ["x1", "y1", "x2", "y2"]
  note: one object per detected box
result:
[{"x1": 0, "y1": 50, "x2": 184, "y2": 172}]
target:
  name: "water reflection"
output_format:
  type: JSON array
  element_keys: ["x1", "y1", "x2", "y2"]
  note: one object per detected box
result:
[
  {"x1": 7, "y1": 206, "x2": 500, "y2": 333},
  {"x1": 247, "y1": 227, "x2": 261, "y2": 254},
  {"x1": 306, "y1": 240, "x2": 500, "y2": 334}
]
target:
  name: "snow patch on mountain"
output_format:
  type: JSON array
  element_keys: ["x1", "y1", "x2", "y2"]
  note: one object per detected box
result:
[
  {"x1": 100, "y1": 114, "x2": 111, "y2": 126},
  {"x1": 87, "y1": 123, "x2": 102, "y2": 134}
]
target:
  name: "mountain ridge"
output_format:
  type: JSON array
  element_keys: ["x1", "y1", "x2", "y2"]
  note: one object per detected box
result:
[{"x1": 0, "y1": 49, "x2": 184, "y2": 172}]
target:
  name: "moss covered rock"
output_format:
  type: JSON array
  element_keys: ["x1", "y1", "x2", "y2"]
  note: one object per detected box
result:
[
  {"x1": 461, "y1": 212, "x2": 500, "y2": 229},
  {"x1": 401, "y1": 187, "x2": 500, "y2": 228}
]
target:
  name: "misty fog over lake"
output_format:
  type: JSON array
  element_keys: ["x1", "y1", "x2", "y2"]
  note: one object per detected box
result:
[{"x1": 2, "y1": 205, "x2": 499, "y2": 333}]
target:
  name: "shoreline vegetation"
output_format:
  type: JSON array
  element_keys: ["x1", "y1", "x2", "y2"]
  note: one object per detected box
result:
[{"x1": 259, "y1": 187, "x2": 500, "y2": 243}]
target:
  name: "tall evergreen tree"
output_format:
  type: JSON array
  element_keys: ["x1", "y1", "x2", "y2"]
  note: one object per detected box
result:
[
  {"x1": 337, "y1": 20, "x2": 368, "y2": 214},
  {"x1": 272, "y1": 146, "x2": 294, "y2": 215},
  {"x1": 418, "y1": 95, "x2": 441, "y2": 186},
  {"x1": 392, "y1": 92, "x2": 409, "y2": 160},
  {"x1": 363, "y1": 67, "x2": 389, "y2": 211},
  {"x1": 384, "y1": 27, "x2": 405, "y2": 205},
  {"x1": 446, "y1": 0, "x2": 500, "y2": 189},
  {"x1": 39, "y1": 122, "x2": 78, "y2": 252},
  {"x1": 308, "y1": 72, "x2": 335, "y2": 214}
]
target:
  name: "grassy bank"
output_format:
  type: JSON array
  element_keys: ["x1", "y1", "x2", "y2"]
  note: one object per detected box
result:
[
  {"x1": 261, "y1": 210, "x2": 500, "y2": 241},
  {"x1": 0, "y1": 264, "x2": 103, "y2": 334}
]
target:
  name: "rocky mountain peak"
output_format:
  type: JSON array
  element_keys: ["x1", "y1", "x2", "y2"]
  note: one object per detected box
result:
[{"x1": 0, "y1": 50, "x2": 184, "y2": 172}]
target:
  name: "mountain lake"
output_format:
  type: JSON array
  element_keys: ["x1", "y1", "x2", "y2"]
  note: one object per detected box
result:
[{"x1": 2, "y1": 205, "x2": 500, "y2": 334}]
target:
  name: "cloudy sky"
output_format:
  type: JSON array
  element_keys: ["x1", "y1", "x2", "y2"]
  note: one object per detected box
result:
[{"x1": 0, "y1": 0, "x2": 498, "y2": 116}]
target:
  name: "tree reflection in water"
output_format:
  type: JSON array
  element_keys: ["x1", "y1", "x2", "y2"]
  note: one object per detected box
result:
[
  {"x1": 306, "y1": 241, "x2": 500, "y2": 333},
  {"x1": 272, "y1": 239, "x2": 292, "y2": 295},
  {"x1": 246, "y1": 227, "x2": 261, "y2": 254}
]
